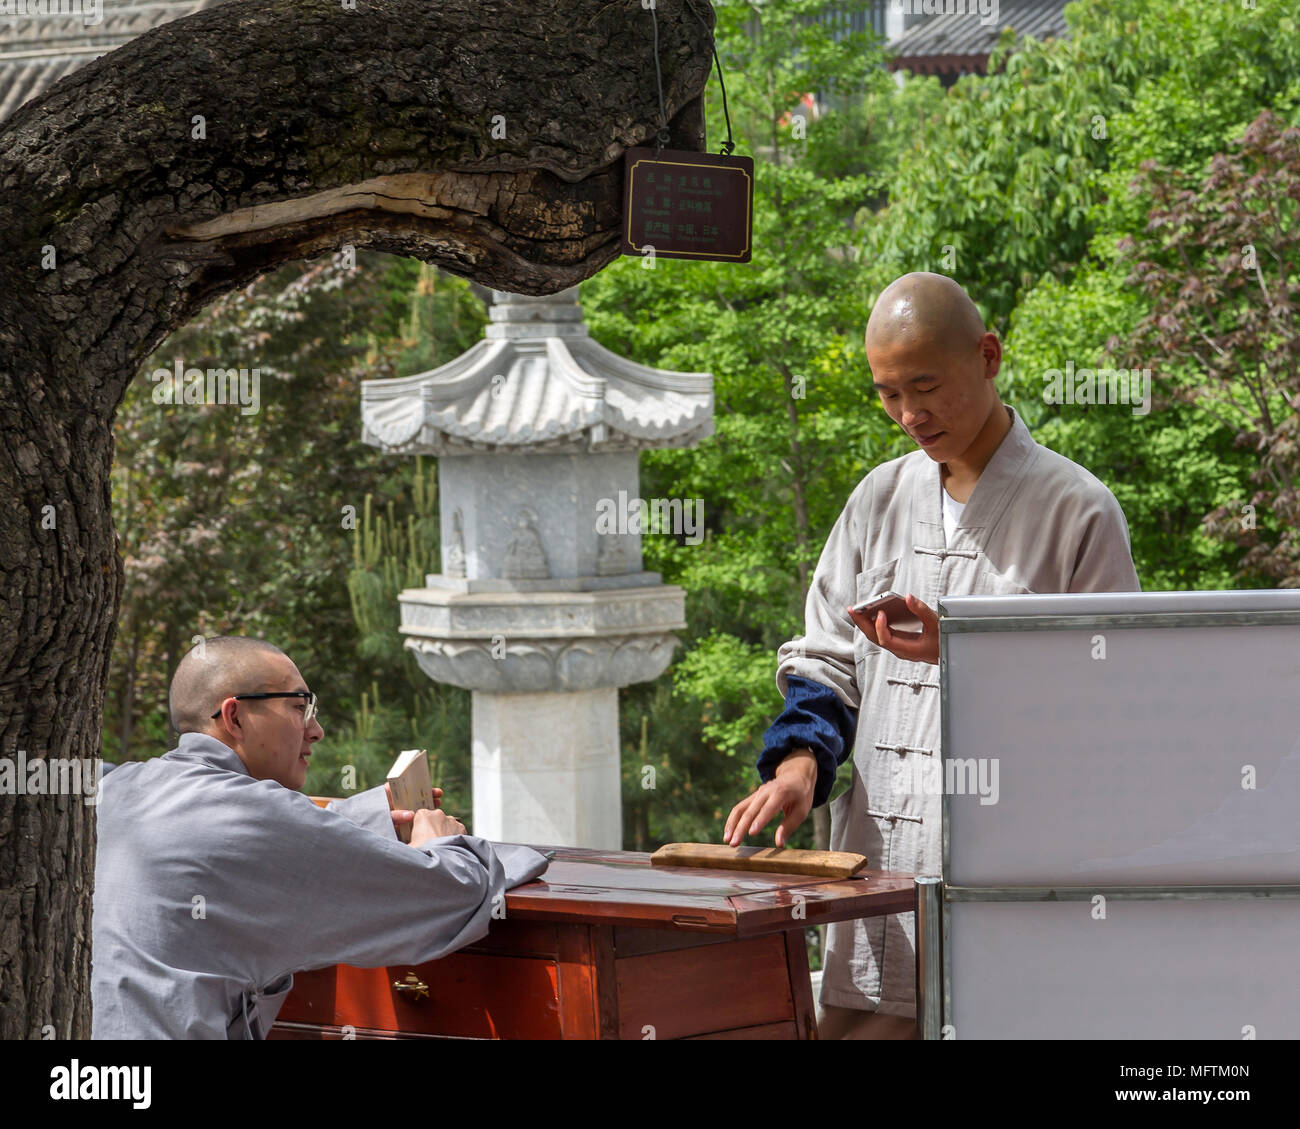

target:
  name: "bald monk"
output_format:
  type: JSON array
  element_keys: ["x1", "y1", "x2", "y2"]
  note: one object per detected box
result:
[
  {"x1": 725, "y1": 273, "x2": 1140, "y2": 1039},
  {"x1": 92, "y1": 636, "x2": 548, "y2": 1039}
]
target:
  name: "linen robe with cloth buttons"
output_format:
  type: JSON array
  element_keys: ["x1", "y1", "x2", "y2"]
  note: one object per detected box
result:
[{"x1": 762, "y1": 405, "x2": 1140, "y2": 1016}]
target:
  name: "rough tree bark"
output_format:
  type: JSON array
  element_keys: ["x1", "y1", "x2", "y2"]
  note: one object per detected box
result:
[{"x1": 0, "y1": 0, "x2": 713, "y2": 1038}]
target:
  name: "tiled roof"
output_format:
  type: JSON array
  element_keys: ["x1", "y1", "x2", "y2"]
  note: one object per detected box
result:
[
  {"x1": 362, "y1": 289, "x2": 714, "y2": 456},
  {"x1": 0, "y1": 0, "x2": 225, "y2": 121},
  {"x1": 889, "y1": 0, "x2": 1070, "y2": 75}
]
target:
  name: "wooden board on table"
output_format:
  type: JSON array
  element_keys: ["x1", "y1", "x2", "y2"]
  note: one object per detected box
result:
[{"x1": 650, "y1": 842, "x2": 869, "y2": 879}]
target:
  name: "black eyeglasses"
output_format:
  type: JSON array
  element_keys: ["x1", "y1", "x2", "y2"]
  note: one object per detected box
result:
[{"x1": 211, "y1": 691, "x2": 318, "y2": 724}]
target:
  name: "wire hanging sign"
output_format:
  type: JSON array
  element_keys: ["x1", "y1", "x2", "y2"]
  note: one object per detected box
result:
[{"x1": 620, "y1": 0, "x2": 754, "y2": 264}]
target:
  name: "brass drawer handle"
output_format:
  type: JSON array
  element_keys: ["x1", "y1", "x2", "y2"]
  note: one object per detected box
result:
[{"x1": 392, "y1": 972, "x2": 429, "y2": 1001}]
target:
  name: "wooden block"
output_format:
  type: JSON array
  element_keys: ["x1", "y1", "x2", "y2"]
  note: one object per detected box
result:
[
  {"x1": 650, "y1": 843, "x2": 868, "y2": 879},
  {"x1": 386, "y1": 749, "x2": 434, "y2": 843}
]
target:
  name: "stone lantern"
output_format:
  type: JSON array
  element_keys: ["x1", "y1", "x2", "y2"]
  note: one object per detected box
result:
[{"x1": 360, "y1": 287, "x2": 713, "y2": 848}]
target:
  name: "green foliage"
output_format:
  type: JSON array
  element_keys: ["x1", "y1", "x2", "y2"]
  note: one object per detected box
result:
[
  {"x1": 588, "y1": 0, "x2": 907, "y2": 847},
  {"x1": 346, "y1": 461, "x2": 439, "y2": 675},
  {"x1": 863, "y1": 16, "x2": 1130, "y2": 321},
  {"x1": 853, "y1": 0, "x2": 1300, "y2": 594},
  {"x1": 865, "y1": 0, "x2": 1300, "y2": 324},
  {"x1": 391, "y1": 261, "x2": 489, "y2": 376},
  {"x1": 106, "y1": 254, "x2": 482, "y2": 794},
  {"x1": 315, "y1": 451, "x2": 475, "y2": 820},
  {"x1": 106, "y1": 250, "x2": 415, "y2": 761},
  {"x1": 1114, "y1": 109, "x2": 1300, "y2": 586},
  {"x1": 598, "y1": 0, "x2": 1300, "y2": 856},
  {"x1": 671, "y1": 633, "x2": 780, "y2": 757},
  {"x1": 991, "y1": 1, "x2": 1300, "y2": 590},
  {"x1": 1004, "y1": 267, "x2": 1248, "y2": 590}
]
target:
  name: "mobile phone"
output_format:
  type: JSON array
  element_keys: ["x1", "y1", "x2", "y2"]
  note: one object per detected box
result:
[{"x1": 851, "y1": 590, "x2": 924, "y2": 634}]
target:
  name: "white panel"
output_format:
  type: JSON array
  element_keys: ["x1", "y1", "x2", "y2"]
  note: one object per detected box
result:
[
  {"x1": 949, "y1": 899, "x2": 1300, "y2": 1039},
  {"x1": 943, "y1": 597, "x2": 1300, "y2": 885},
  {"x1": 942, "y1": 588, "x2": 1300, "y2": 618}
]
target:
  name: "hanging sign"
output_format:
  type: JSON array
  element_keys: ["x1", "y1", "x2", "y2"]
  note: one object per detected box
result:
[{"x1": 620, "y1": 147, "x2": 754, "y2": 264}]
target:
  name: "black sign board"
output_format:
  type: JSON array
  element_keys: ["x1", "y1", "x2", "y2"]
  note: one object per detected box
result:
[{"x1": 620, "y1": 147, "x2": 754, "y2": 264}]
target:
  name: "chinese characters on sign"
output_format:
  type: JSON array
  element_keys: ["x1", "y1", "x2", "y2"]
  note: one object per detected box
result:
[{"x1": 620, "y1": 147, "x2": 754, "y2": 263}]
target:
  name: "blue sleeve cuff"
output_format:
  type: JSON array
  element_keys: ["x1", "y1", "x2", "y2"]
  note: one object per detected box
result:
[{"x1": 757, "y1": 675, "x2": 859, "y2": 808}]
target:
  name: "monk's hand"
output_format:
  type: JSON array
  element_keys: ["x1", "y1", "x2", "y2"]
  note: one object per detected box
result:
[
  {"x1": 723, "y1": 748, "x2": 816, "y2": 849},
  {"x1": 847, "y1": 595, "x2": 940, "y2": 665},
  {"x1": 409, "y1": 807, "x2": 465, "y2": 849},
  {"x1": 384, "y1": 782, "x2": 443, "y2": 835}
]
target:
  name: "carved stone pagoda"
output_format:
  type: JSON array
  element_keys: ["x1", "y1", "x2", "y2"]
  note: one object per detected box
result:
[{"x1": 361, "y1": 287, "x2": 713, "y2": 848}]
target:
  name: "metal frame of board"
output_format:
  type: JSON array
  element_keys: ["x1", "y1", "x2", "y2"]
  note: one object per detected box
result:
[{"x1": 921, "y1": 603, "x2": 1300, "y2": 1040}]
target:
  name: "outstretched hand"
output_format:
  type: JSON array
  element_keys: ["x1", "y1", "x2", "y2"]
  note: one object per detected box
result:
[
  {"x1": 723, "y1": 749, "x2": 817, "y2": 849},
  {"x1": 847, "y1": 594, "x2": 940, "y2": 665}
]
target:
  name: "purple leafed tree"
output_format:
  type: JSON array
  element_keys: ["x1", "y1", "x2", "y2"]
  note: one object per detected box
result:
[{"x1": 1117, "y1": 110, "x2": 1300, "y2": 588}]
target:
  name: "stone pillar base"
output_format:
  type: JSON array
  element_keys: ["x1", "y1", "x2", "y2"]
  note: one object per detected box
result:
[{"x1": 471, "y1": 687, "x2": 622, "y2": 849}]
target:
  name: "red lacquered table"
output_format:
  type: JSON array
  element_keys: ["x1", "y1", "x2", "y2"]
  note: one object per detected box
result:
[{"x1": 270, "y1": 845, "x2": 916, "y2": 1041}]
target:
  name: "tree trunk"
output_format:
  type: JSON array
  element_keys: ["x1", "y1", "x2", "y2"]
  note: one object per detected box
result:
[{"x1": 0, "y1": 0, "x2": 713, "y2": 1038}]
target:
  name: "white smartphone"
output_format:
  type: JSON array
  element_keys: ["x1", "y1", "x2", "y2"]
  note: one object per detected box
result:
[{"x1": 851, "y1": 590, "x2": 924, "y2": 634}]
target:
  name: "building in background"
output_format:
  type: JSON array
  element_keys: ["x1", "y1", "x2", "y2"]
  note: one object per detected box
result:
[
  {"x1": 0, "y1": 0, "x2": 224, "y2": 122},
  {"x1": 794, "y1": 0, "x2": 1070, "y2": 113},
  {"x1": 886, "y1": 0, "x2": 1070, "y2": 86}
]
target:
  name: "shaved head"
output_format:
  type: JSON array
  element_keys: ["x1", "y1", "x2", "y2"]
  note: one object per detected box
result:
[
  {"x1": 865, "y1": 272, "x2": 986, "y2": 360},
  {"x1": 864, "y1": 272, "x2": 1007, "y2": 473},
  {"x1": 170, "y1": 636, "x2": 290, "y2": 733}
]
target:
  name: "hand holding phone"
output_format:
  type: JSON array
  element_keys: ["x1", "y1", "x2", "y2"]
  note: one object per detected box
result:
[
  {"x1": 850, "y1": 590, "x2": 924, "y2": 634},
  {"x1": 846, "y1": 591, "x2": 940, "y2": 665}
]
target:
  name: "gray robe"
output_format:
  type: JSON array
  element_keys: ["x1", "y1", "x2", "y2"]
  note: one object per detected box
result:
[
  {"x1": 92, "y1": 732, "x2": 549, "y2": 1038},
  {"x1": 777, "y1": 406, "x2": 1140, "y2": 1016}
]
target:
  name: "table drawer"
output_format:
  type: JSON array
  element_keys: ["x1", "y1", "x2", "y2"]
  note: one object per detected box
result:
[
  {"x1": 616, "y1": 933, "x2": 794, "y2": 1039},
  {"x1": 279, "y1": 954, "x2": 562, "y2": 1039}
]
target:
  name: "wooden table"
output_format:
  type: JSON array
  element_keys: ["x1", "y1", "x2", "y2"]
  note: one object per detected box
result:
[{"x1": 270, "y1": 846, "x2": 916, "y2": 1040}]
